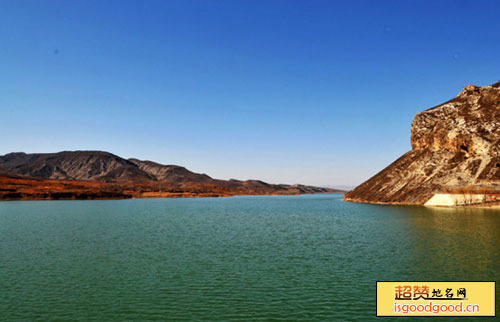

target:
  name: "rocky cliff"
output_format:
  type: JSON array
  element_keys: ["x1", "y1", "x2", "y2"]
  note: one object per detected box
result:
[{"x1": 344, "y1": 81, "x2": 500, "y2": 205}]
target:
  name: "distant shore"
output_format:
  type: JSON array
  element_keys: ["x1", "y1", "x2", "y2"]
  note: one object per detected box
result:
[
  {"x1": 0, "y1": 191, "x2": 340, "y2": 201},
  {"x1": 0, "y1": 174, "x2": 343, "y2": 201}
]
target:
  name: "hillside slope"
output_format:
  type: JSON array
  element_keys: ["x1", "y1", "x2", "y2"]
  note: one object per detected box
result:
[
  {"x1": 0, "y1": 151, "x2": 152, "y2": 181},
  {"x1": 128, "y1": 158, "x2": 214, "y2": 183}
]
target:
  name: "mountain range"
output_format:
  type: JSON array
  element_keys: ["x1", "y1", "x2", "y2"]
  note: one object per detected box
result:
[
  {"x1": 0, "y1": 151, "x2": 211, "y2": 182},
  {"x1": 0, "y1": 151, "x2": 341, "y2": 200}
]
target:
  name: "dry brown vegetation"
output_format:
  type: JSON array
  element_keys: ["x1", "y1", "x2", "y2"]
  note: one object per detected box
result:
[
  {"x1": 0, "y1": 175, "x2": 324, "y2": 200},
  {"x1": 0, "y1": 151, "x2": 341, "y2": 200}
]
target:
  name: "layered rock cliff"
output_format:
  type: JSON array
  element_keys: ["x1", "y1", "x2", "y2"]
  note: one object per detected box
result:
[{"x1": 344, "y1": 81, "x2": 500, "y2": 205}]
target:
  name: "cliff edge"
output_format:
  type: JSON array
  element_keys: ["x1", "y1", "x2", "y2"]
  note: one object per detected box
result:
[{"x1": 344, "y1": 81, "x2": 500, "y2": 205}]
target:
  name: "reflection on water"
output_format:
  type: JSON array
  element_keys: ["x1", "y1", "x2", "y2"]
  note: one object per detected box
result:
[
  {"x1": 0, "y1": 195, "x2": 498, "y2": 321},
  {"x1": 398, "y1": 206, "x2": 498, "y2": 280}
]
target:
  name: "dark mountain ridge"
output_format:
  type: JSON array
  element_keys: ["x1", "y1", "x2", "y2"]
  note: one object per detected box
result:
[
  {"x1": 0, "y1": 151, "x2": 153, "y2": 181},
  {"x1": 0, "y1": 151, "x2": 340, "y2": 198}
]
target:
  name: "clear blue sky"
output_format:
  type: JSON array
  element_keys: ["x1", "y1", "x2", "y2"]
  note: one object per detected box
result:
[{"x1": 1, "y1": 0, "x2": 499, "y2": 187}]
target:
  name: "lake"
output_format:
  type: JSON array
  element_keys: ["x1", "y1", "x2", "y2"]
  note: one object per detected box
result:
[{"x1": 0, "y1": 194, "x2": 498, "y2": 320}]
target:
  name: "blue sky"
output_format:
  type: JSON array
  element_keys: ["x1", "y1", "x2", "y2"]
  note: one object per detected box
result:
[{"x1": 1, "y1": 0, "x2": 499, "y2": 187}]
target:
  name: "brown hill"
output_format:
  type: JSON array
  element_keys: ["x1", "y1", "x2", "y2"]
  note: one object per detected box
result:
[
  {"x1": 0, "y1": 151, "x2": 342, "y2": 200},
  {"x1": 128, "y1": 158, "x2": 214, "y2": 183},
  {"x1": 0, "y1": 151, "x2": 153, "y2": 181},
  {"x1": 344, "y1": 81, "x2": 500, "y2": 205}
]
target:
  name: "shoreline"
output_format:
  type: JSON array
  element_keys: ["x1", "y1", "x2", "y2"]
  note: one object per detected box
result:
[
  {"x1": 0, "y1": 191, "x2": 343, "y2": 202},
  {"x1": 343, "y1": 196, "x2": 500, "y2": 208},
  {"x1": 0, "y1": 172, "x2": 343, "y2": 201}
]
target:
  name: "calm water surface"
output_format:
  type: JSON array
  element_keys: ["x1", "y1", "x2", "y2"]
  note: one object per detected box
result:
[{"x1": 0, "y1": 194, "x2": 498, "y2": 321}]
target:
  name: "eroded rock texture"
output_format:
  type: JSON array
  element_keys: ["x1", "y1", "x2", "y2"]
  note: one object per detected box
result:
[{"x1": 344, "y1": 81, "x2": 500, "y2": 205}]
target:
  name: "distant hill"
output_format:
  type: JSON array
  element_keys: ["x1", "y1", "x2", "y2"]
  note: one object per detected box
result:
[
  {"x1": 0, "y1": 151, "x2": 152, "y2": 181},
  {"x1": 128, "y1": 158, "x2": 214, "y2": 183},
  {"x1": 0, "y1": 151, "x2": 217, "y2": 183},
  {"x1": 0, "y1": 150, "x2": 343, "y2": 200}
]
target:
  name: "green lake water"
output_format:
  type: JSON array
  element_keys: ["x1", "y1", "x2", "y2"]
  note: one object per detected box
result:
[{"x1": 0, "y1": 194, "x2": 498, "y2": 321}]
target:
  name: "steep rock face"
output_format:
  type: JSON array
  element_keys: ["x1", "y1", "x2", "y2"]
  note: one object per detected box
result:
[{"x1": 344, "y1": 81, "x2": 500, "y2": 205}]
